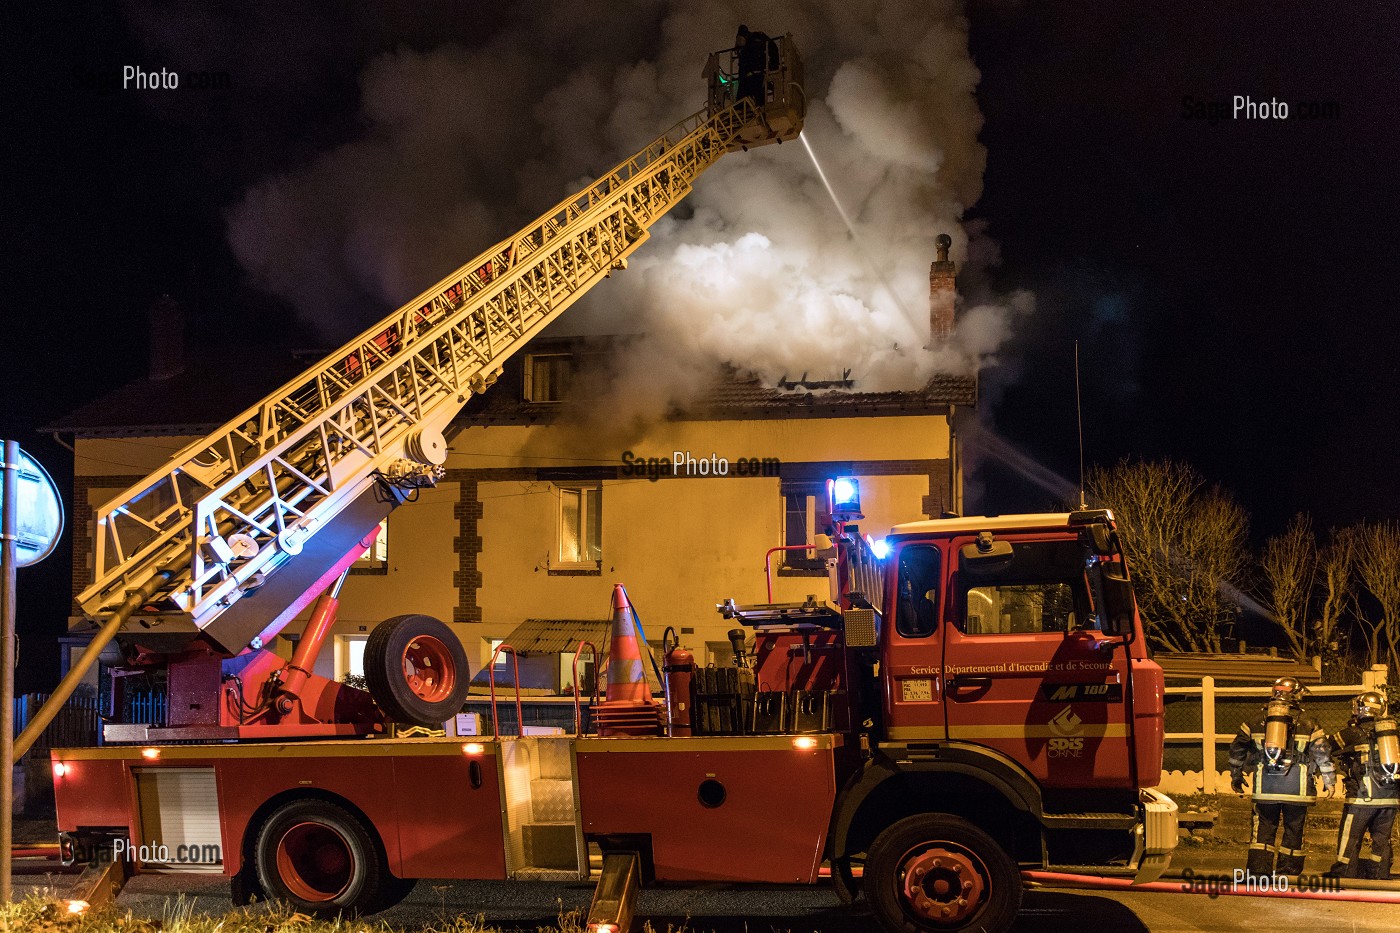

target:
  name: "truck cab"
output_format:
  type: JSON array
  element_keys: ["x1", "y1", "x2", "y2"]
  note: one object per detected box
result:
[
  {"x1": 879, "y1": 511, "x2": 1164, "y2": 794},
  {"x1": 724, "y1": 495, "x2": 1176, "y2": 930}
]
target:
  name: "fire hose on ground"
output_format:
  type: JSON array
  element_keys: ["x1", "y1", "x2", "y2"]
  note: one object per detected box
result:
[
  {"x1": 815, "y1": 864, "x2": 1400, "y2": 903},
  {"x1": 1021, "y1": 869, "x2": 1400, "y2": 903}
]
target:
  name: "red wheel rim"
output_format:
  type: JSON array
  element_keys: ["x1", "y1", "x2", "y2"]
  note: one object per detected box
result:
[
  {"x1": 274, "y1": 822, "x2": 354, "y2": 902},
  {"x1": 896, "y1": 843, "x2": 989, "y2": 926},
  {"x1": 402, "y1": 634, "x2": 456, "y2": 703}
]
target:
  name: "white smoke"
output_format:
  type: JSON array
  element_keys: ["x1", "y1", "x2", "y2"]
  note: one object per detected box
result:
[{"x1": 226, "y1": 0, "x2": 1026, "y2": 426}]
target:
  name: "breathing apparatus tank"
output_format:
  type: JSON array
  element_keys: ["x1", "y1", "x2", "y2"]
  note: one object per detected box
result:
[
  {"x1": 1263, "y1": 677, "x2": 1305, "y2": 772},
  {"x1": 1377, "y1": 718, "x2": 1400, "y2": 783},
  {"x1": 1354, "y1": 691, "x2": 1400, "y2": 783}
]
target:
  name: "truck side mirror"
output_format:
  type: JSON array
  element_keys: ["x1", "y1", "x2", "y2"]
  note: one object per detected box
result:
[
  {"x1": 1099, "y1": 565, "x2": 1136, "y2": 638},
  {"x1": 1079, "y1": 523, "x2": 1114, "y2": 556}
]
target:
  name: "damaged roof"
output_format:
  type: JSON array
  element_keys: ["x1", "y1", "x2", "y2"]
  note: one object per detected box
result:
[{"x1": 46, "y1": 336, "x2": 975, "y2": 438}]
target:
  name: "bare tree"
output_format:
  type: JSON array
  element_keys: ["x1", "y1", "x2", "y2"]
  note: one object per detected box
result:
[
  {"x1": 1355, "y1": 521, "x2": 1400, "y2": 675},
  {"x1": 1260, "y1": 514, "x2": 1318, "y2": 661},
  {"x1": 1317, "y1": 526, "x2": 1357, "y2": 676},
  {"x1": 1087, "y1": 459, "x2": 1249, "y2": 653}
]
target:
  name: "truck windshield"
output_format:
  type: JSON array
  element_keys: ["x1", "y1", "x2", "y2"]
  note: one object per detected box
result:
[{"x1": 959, "y1": 540, "x2": 1092, "y2": 635}]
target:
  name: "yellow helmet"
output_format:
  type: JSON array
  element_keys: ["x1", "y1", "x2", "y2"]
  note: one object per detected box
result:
[
  {"x1": 1353, "y1": 691, "x2": 1386, "y2": 721},
  {"x1": 1271, "y1": 676, "x2": 1306, "y2": 702}
]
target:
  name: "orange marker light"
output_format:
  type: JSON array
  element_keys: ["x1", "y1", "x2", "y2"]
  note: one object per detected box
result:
[
  {"x1": 52, "y1": 762, "x2": 68, "y2": 778},
  {"x1": 141, "y1": 748, "x2": 161, "y2": 760},
  {"x1": 792, "y1": 736, "x2": 818, "y2": 750},
  {"x1": 462, "y1": 742, "x2": 485, "y2": 756}
]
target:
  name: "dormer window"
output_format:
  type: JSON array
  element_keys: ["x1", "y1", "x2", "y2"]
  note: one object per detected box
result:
[{"x1": 524, "y1": 353, "x2": 572, "y2": 403}]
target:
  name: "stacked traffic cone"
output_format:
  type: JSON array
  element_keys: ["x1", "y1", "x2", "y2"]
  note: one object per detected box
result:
[{"x1": 593, "y1": 585, "x2": 665, "y2": 737}]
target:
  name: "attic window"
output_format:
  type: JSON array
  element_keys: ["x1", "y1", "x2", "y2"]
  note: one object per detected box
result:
[{"x1": 525, "y1": 353, "x2": 572, "y2": 403}]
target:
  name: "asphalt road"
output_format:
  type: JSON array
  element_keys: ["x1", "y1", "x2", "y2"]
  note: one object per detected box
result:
[{"x1": 13, "y1": 871, "x2": 1397, "y2": 932}]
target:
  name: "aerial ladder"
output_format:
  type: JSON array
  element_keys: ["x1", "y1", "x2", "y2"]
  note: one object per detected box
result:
[{"x1": 18, "y1": 34, "x2": 805, "y2": 752}]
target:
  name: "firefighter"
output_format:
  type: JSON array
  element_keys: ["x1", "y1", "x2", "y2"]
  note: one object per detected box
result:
[
  {"x1": 1228, "y1": 676, "x2": 1335, "y2": 876},
  {"x1": 1327, "y1": 691, "x2": 1399, "y2": 879},
  {"x1": 735, "y1": 24, "x2": 769, "y2": 106}
]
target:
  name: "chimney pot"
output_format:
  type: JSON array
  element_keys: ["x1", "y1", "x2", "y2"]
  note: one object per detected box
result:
[{"x1": 929, "y1": 234, "x2": 957, "y2": 342}]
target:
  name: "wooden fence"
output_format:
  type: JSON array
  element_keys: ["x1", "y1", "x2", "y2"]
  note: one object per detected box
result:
[{"x1": 1157, "y1": 663, "x2": 1390, "y2": 796}]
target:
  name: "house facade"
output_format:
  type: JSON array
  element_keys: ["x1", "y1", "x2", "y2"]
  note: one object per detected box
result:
[{"x1": 52, "y1": 248, "x2": 973, "y2": 695}]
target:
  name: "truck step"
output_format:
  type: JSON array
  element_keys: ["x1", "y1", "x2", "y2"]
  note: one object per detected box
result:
[
  {"x1": 1038, "y1": 863, "x2": 1135, "y2": 876},
  {"x1": 1041, "y1": 811, "x2": 1138, "y2": 830},
  {"x1": 531, "y1": 778, "x2": 577, "y2": 823},
  {"x1": 523, "y1": 821, "x2": 578, "y2": 871},
  {"x1": 536, "y1": 740, "x2": 573, "y2": 780},
  {"x1": 513, "y1": 868, "x2": 582, "y2": 881}
]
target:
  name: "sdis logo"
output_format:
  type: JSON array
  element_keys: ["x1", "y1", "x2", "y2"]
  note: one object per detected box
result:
[{"x1": 1048, "y1": 737, "x2": 1084, "y2": 757}]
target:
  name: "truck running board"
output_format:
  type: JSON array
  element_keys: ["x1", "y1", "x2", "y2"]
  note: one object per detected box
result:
[
  {"x1": 587, "y1": 851, "x2": 640, "y2": 933},
  {"x1": 1040, "y1": 811, "x2": 1140, "y2": 830}
]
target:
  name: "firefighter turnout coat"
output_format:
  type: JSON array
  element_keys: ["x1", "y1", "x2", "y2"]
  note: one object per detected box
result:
[
  {"x1": 1331, "y1": 722, "x2": 1400, "y2": 807},
  {"x1": 1229, "y1": 711, "x2": 1335, "y2": 803}
]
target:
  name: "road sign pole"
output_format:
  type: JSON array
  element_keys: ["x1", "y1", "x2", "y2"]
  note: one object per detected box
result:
[{"x1": 1, "y1": 439, "x2": 20, "y2": 903}]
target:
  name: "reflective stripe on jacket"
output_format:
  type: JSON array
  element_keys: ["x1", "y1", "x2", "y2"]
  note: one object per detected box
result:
[
  {"x1": 1228, "y1": 711, "x2": 1333, "y2": 804},
  {"x1": 1330, "y1": 723, "x2": 1400, "y2": 807}
]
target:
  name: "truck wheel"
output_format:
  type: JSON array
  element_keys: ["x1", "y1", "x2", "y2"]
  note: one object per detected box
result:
[
  {"x1": 864, "y1": 814, "x2": 1021, "y2": 933},
  {"x1": 255, "y1": 799, "x2": 384, "y2": 917},
  {"x1": 365, "y1": 614, "x2": 470, "y2": 727}
]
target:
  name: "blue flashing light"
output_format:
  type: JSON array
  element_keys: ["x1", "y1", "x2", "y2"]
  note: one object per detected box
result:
[
  {"x1": 866, "y1": 535, "x2": 890, "y2": 560},
  {"x1": 831, "y1": 478, "x2": 859, "y2": 507}
]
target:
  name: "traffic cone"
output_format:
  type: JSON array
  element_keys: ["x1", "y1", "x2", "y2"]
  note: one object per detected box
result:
[
  {"x1": 605, "y1": 585, "x2": 649, "y2": 703},
  {"x1": 594, "y1": 584, "x2": 664, "y2": 737}
]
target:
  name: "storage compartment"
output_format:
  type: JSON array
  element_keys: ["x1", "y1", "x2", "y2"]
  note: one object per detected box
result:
[{"x1": 134, "y1": 768, "x2": 223, "y2": 872}]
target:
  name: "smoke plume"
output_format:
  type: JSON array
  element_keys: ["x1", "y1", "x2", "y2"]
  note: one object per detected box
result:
[{"x1": 225, "y1": 1, "x2": 1025, "y2": 431}]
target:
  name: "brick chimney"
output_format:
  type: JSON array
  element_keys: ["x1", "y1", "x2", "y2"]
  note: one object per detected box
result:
[
  {"x1": 148, "y1": 293, "x2": 186, "y2": 381},
  {"x1": 929, "y1": 233, "x2": 957, "y2": 341}
]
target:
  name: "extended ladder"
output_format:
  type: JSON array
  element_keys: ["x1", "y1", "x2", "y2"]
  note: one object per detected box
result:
[{"x1": 78, "y1": 37, "x2": 804, "y2": 655}]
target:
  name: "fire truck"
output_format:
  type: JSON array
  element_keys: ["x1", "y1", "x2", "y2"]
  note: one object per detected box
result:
[{"x1": 39, "y1": 30, "x2": 1177, "y2": 933}]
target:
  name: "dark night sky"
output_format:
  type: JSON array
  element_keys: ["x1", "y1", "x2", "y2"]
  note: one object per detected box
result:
[{"x1": 3, "y1": 3, "x2": 1398, "y2": 689}]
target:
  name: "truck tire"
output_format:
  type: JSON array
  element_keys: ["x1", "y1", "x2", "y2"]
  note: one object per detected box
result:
[
  {"x1": 254, "y1": 799, "x2": 385, "y2": 917},
  {"x1": 864, "y1": 813, "x2": 1021, "y2": 933},
  {"x1": 365, "y1": 614, "x2": 470, "y2": 727}
]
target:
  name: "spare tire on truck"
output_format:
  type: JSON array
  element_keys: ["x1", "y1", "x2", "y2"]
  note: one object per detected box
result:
[
  {"x1": 863, "y1": 813, "x2": 1021, "y2": 933},
  {"x1": 364, "y1": 614, "x2": 471, "y2": 727}
]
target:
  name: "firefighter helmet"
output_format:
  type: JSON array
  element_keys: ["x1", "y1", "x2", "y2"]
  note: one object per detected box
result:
[
  {"x1": 1271, "y1": 677, "x2": 1306, "y2": 702},
  {"x1": 1353, "y1": 691, "x2": 1386, "y2": 721}
]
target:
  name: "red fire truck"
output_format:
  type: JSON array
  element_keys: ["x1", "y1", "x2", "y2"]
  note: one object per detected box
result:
[{"x1": 40, "y1": 31, "x2": 1176, "y2": 933}]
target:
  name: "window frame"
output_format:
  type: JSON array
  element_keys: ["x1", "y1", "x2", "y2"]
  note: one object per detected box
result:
[
  {"x1": 524, "y1": 352, "x2": 573, "y2": 404},
  {"x1": 334, "y1": 634, "x2": 369, "y2": 680},
  {"x1": 954, "y1": 538, "x2": 1095, "y2": 636},
  {"x1": 556, "y1": 483, "x2": 603, "y2": 568},
  {"x1": 893, "y1": 543, "x2": 941, "y2": 639},
  {"x1": 351, "y1": 518, "x2": 389, "y2": 575},
  {"x1": 779, "y1": 482, "x2": 831, "y2": 572}
]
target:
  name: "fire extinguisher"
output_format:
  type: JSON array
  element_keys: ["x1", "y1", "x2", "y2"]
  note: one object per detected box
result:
[{"x1": 662, "y1": 626, "x2": 695, "y2": 737}]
